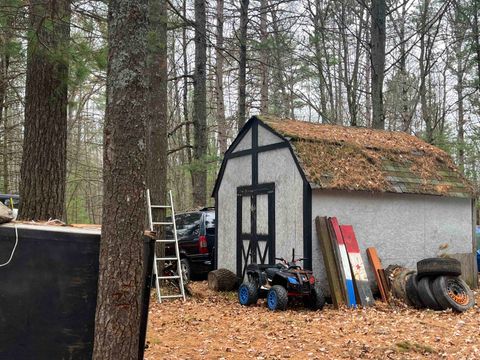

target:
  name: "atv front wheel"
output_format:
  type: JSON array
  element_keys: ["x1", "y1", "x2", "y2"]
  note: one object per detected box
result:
[
  {"x1": 238, "y1": 282, "x2": 258, "y2": 306},
  {"x1": 267, "y1": 285, "x2": 288, "y2": 311}
]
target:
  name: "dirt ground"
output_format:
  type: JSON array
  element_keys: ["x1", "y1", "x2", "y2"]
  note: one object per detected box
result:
[{"x1": 145, "y1": 281, "x2": 480, "y2": 360}]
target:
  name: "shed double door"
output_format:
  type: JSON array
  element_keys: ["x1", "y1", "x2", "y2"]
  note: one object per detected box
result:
[{"x1": 236, "y1": 183, "x2": 275, "y2": 279}]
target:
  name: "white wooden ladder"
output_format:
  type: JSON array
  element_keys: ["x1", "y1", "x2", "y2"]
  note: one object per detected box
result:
[{"x1": 146, "y1": 189, "x2": 186, "y2": 303}]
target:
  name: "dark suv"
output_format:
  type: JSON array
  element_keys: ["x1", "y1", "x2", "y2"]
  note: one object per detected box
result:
[{"x1": 164, "y1": 208, "x2": 215, "y2": 282}]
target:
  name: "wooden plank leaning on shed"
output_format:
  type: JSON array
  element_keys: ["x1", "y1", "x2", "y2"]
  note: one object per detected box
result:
[
  {"x1": 340, "y1": 225, "x2": 374, "y2": 307},
  {"x1": 328, "y1": 217, "x2": 356, "y2": 308},
  {"x1": 315, "y1": 216, "x2": 344, "y2": 308},
  {"x1": 366, "y1": 247, "x2": 389, "y2": 302}
]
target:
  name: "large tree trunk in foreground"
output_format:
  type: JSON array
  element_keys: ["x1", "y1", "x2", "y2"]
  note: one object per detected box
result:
[
  {"x1": 18, "y1": 0, "x2": 70, "y2": 220},
  {"x1": 92, "y1": 0, "x2": 149, "y2": 356},
  {"x1": 192, "y1": 0, "x2": 207, "y2": 207},
  {"x1": 370, "y1": 0, "x2": 386, "y2": 130}
]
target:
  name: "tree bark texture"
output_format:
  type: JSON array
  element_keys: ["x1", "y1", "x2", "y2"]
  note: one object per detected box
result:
[
  {"x1": 192, "y1": 0, "x2": 207, "y2": 207},
  {"x1": 370, "y1": 0, "x2": 386, "y2": 129},
  {"x1": 238, "y1": 0, "x2": 249, "y2": 129},
  {"x1": 92, "y1": 0, "x2": 149, "y2": 356},
  {"x1": 216, "y1": 0, "x2": 227, "y2": 154},
  {"x1": 147, "y1": 0, "x2": 168, "y2": 205},
  {"x1": 259, "y1": 0, "x2": 268, "y2": 114},
  {"x1": 18, "y1": 0, "x2": 70, "y2": 220}
]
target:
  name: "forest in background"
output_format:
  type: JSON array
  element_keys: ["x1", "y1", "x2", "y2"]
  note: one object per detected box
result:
[{"x1": 1, "y1": 0, "x2": 479, "y2": 223}]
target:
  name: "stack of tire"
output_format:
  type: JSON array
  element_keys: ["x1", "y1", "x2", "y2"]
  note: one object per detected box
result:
[{"x1": 405, "y1": 258, "x2": 475, "y2": 312}]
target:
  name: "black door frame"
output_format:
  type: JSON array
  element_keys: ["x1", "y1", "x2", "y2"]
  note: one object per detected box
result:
[{"x1": 236, "y1": 182, "x2": 275, "y2": 278}]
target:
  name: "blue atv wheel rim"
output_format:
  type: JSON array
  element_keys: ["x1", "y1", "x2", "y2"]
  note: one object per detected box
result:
[
  {"x1": 268, "y1": 290, "x2": 277, "y2": 309},
  {"x1": 239, "y1": 285, "x2": 249, "y2": 305}
]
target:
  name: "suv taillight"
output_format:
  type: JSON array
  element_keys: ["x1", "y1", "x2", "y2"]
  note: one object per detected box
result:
[{"x1": 199, "y1": 235, "x2": 208, "y2": 254}]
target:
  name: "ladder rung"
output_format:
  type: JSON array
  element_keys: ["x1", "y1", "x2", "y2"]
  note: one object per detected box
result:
[
  {"x1": 152, "y1": 222, "x2": 173, "y2": 225},
  {"x1": 157, "y1": 257, "x2": 178, "y2": 261},
  {"x1": 156, "y1": 239, "x2": 176, "y2": 243},
  {"x1": 157, "y1": 275, "x2": 180, "y2": 279},
  {"x1": 151, "y1": 205, "x2": 171, "y2": 208},
  {"x1": 160, "y1": 294, "x2": 184, "y2": 299}
]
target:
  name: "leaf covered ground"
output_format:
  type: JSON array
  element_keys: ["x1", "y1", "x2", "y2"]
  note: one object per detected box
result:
[{"x1": 145, "y1": 281, "x2": 480, "y2": 359}]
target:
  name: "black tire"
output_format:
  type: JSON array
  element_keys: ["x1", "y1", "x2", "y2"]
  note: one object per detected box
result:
[
  {"x1": 417, "y1": 276, "x2": 445, "y2": 311},
  {"x1": 305, "y1": 284, "x2": 326, "y2": 311},
  {"x1": 267, "y1": 285, "x2": 288, "y2": 311},
  {"x1": 405, "y1": 273, "x2": 424, "y2": 309},
  {"x1": 180, "y1": 258, "x2": 191, "y2": 285},
  {"x1": 431, "y1": 276, "x2": 475, "y2": 313},
  {"x1": 238, "y1": 282, "x2": 258, "y2": 306},
  {"x1": 417, "y1": 258, "x2": 461, "y2": 278}
]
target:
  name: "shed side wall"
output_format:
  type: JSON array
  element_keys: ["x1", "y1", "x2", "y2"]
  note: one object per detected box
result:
[
  {"x1": 311, "y1": 190, "x2": 476, "y2": 293},
  {"x1": 258, "y1": 148, "x2": 304, "y2": 260}
]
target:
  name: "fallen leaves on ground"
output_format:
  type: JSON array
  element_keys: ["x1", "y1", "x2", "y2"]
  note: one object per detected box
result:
[{"x1": 145, "y1": 281, "x2": 480, "y2": 360}]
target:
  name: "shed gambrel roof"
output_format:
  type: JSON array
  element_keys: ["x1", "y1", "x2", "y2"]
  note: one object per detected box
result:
[{"x1": 257, "y1": 115, "x2": 475, "y2": 198}]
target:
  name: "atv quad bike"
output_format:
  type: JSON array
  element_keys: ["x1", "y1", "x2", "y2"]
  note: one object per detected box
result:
[{"x1": 238, "y1": 250, "x2": 325, "y2": 311}]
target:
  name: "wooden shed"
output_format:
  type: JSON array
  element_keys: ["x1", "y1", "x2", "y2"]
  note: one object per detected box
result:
[{"x1": 213, "y1": 115, "x2": 478, "y2": 290}]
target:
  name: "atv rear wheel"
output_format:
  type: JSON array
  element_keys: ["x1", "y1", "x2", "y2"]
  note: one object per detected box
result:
[
  {"x1": 267, "y1": 285, "x2": 288, "y2": 311},
  {"x1": 238, "y1": 282, "x2": 258, "y2": 306},
  {"x1": 305, "y1": 284, "x2": 325, "y2": 310}
]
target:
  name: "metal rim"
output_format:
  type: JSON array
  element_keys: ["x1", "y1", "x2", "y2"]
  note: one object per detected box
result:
[
  {"x1": 446, "y1": 279, "x2": 469, "y2": 306},
  {"x1": 239, "y1": 286, "x2": 249, "y2": 304}
]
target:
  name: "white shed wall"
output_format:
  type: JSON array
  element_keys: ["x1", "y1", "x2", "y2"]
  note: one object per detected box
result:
[
  {"x1": 258, "y1": 125, "x2": 283, "y2": 146},
  {"x1": 232, "y1": 128, "x2": 252, "y2": 152},
  {"x1": 311, "y1": 190, "x2": 474, "y2": 294},
  {"x1": 217, "y1": 156, "x2": 252, "y2": 271},
  {"x1": 258, "y1": 148, "x2": 304, "y2": 259}
]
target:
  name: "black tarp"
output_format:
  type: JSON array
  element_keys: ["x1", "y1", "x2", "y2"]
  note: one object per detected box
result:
[{"x1": 0, "y1": 225, "x2": 153, "y2": 360}]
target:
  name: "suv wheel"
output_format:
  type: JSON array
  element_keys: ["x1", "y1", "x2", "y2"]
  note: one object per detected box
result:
[{"x1": 180, "y1": 258, "x2": 190, "y2": 285}]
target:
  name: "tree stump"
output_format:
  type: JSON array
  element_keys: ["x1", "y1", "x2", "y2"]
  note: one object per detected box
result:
[{"x1": 208, "y1": 268, "x2": 238, "y2": 291}]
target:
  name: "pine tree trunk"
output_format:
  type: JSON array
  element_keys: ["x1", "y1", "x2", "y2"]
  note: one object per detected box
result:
[
  {"x1": 238, "y1": 0, "x2": 249, "y2": 129},
  {"x1": 0, "y1": 51, "x2": 9, "y2": 193},
  {"x1": 147, "y1": 0, "x2": 167, "y2": 203},
  {"x1": 259, "y1": 0, "x2": 268, "y2": 114},
  {"x1": 92, "y1": 0, "x2": 149, "y2": 356},
  {"x1": 370, "y1": 0, "x2": 386, "y2": 129},
  {"x1": 192, "y1": 0, "x2": 207, "y2": 207},
  {"x1": 216, "y1": 0, "x2": 227, "y2": 154},
  {"x1": 18, "y1": 0, "x2": 70, "y2": 220}
]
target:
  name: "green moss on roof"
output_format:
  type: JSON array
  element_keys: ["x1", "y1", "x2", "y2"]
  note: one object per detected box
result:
[{"x1": 258, "y1": 115, "x2": 475, "y2": 198}]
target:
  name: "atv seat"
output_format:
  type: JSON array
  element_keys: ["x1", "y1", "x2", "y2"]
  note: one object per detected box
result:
[{"x1": 266, "y1": 267, "x2": 281, "y2": 279}]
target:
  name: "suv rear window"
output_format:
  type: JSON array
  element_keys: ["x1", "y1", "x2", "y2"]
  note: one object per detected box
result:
[
  {"x1": 174, "y1": 213, "x2": 201, "y2": 236},
  {"x1": 204, "y1": 212, "x2": 215, "y2": 229}
]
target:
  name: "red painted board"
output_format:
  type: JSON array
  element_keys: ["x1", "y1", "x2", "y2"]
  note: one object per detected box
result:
[
  {"x1": 340, "y1": 225, "x2": 374, "y2": 307},
  {"x1": 328, "y1": 217, "x2": 356, "y2": 308}
]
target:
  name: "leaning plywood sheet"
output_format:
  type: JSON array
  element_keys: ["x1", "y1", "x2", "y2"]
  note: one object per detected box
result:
[
  {"x1": 315, "y1": 216, "x2": 344, "y2": 308},
  {"x1": 341, "y1": 225, "x2": 374, "y2": 307},
  {"x1": 328, "y1": 217, "x2": 356, "y2": 308},
  {"x1": 366, "y1": 247, "x2": 389, "y2": 302}
]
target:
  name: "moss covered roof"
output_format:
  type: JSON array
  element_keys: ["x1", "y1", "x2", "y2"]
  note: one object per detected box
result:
[{"x1": 258, "y1": 115, "x2": 475, "y2": 198}]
